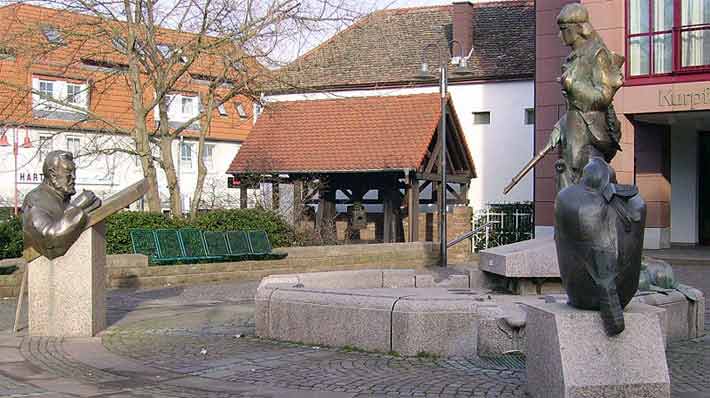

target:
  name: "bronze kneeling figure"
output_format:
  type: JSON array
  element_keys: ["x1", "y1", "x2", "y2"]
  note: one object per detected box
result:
[{"x1": 554, "y1": 157, "x2": 646, "y2": 336}]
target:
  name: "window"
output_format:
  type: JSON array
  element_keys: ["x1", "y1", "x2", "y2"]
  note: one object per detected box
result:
[
  {"x1": 525, "y1": 108, "x2": 535, "y2": 125},
  {"x1": 41, "y1": 26, "x2": 63, "y2": 45},
  {"x1": 39, "y1": 135, "x2": 52, "y2": 161},
  {"x1": 473, "y1": 111, "x2": 491, "y2": 125},
  {"x1": 156, "y1": 93, "x2": 199, "y2": 127},
  {"x1": 157, "y1": 44, "x2": 172, "y2": 58},
  {"x1": 235, "y1": 102, "x2": 247, "y2": 119},
  {"x1": 39, "y1": 80, "x2": 54, "y2": 99},
  {"x1": 32, "y1": 77, "x2": 89, "y2": 114},
  {"x1": 66, "y1": 83, "x2": 82, "y2": 105},
  {"x1": 112, "y1": 37, "x2": 127, "y2": 53},
  {"x1": 180, "y1": 142, "x2": 193, "y2": 169},
  {"x1": 627, "y1": 0, "x2": 710, "y2": 77},
  {"x1": 203, "y1": 143, "x2": 215, "y2": 166},
  {"x1": 182, "y1": 97, "x2": 194, "y2": 115},
  {"x1": 66, "y1": 136, "x2": 80, "y2": 156},
  {"x1": 218, "y1": 103, "x2": 228, "y2": 116}
]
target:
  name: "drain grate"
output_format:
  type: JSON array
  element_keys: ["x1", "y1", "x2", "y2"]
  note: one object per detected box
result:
[{"x1": 479, "y1": 353, "x2": 526, "y2": 370}]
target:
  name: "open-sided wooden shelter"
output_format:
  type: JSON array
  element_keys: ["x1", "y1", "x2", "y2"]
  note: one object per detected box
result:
[{"x1": 227, "y1": 93, "x2": 476, "y2": 243}]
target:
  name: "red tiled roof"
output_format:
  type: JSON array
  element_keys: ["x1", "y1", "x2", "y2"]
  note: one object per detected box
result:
[{"x1": 228, "y1": 93, "x2": 468, "y2": 174}]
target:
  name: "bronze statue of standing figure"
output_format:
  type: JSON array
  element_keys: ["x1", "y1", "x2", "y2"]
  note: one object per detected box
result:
[
  {"x1": 554, "y1": 3, "x2": 625, "y2": 191},
  {"x1": 22, "y1": 150, "x2": 102, "y2": 260},
  {"x1": 550, "y1": 4, "x2": 647, "y2": 336}
]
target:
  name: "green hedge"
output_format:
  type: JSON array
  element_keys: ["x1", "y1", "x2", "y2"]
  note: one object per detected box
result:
[
  {"x1": 0, "y1": 209, "x2": 295, "y2": 259},
  {"x1": 0, "y1": 216, "x2": 23, "y2": 260}
]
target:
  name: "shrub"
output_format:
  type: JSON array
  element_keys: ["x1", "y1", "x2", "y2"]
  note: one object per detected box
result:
[
  {"x1": 105, "y1": 212, "x2": 185, "y2": 255},
  {"x1": 0, "y1": 216, "x2": 22, "y2": 260},
  {"x1": 191, "y1": 209, "x2": 293, "y2": 248}
]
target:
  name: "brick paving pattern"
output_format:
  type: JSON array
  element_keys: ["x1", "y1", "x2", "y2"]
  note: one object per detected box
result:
[{"x1": 0, "y1": 262, "x2": 707, "y2": 397}]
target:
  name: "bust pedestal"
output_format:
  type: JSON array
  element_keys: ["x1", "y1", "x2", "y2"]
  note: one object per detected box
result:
[
  {"x1": 525, "y1": 301, "x2": 669, "y2": 398},
  {"x1": 28, "y1": 223, "x2": 106, "y2": 337}
]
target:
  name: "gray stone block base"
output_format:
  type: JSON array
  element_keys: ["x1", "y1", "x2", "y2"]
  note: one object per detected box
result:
[
  {"x1": 28, "y1": 224, "x2": 107, "y2": 337},
  {"x1": 525, "y1": 302, "x2": 669, "y2": 398}
]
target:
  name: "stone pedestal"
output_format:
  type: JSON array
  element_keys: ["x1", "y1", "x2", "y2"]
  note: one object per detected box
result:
[
  {"x1": 525, "y1": 302, "x2": 669, "y2": 398},
  {"x1": 28, "y1": 223, "x2": 106, "y2": 337}
]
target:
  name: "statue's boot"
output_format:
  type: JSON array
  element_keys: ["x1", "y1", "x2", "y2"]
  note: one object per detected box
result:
[{"x1": 599, "y1": 283, "x2": 625, "y2": 336}]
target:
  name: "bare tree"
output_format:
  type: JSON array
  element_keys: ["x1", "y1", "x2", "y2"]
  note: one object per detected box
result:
[{"x1": 0, "y1": 0, "x2": 364, "y2": 215}]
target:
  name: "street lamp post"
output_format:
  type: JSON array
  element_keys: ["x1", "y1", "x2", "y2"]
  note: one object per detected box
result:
[{"x1": 416, "y1": 41, "x2": 469, "y2": 267}]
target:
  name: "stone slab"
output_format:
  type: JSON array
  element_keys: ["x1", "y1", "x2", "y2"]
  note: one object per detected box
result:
[
  {"x1": 479, "y1": 236, "x2": 559, "y2": 278},
  {"x1": 382, "y1": 269, "x2": 415, "y2": 288},
  {"x1": 525, "y1": 302, "x2": 669, "y2": 398},
  {"x1": 28, "y1": 224, "x2": 106, "y2": 337},
  {"x1": 391, "y1": 294, "x2": 499, "y2": 357},
  {"x1": 267, "y1": 287, "x2": 396, "y2": 352}
]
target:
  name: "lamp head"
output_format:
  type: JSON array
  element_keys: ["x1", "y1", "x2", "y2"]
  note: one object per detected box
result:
[{"x1": 415, "y1": 62, "x2": 435, "y2": 80}]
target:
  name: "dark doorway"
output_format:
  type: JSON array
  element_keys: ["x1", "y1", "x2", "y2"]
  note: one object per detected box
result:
[{"x1": 700, "y1": 133, "x2": 710, "y2": 245}]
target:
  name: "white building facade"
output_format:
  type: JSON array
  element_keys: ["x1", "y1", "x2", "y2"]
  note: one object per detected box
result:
[{"x1": 0, "y1": 127, "x2": 242, "y2": 213}]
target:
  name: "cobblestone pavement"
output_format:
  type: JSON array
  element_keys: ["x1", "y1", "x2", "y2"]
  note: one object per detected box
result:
[{"x1": 0, "y1": 263, "x2": 707, "y2": 397}]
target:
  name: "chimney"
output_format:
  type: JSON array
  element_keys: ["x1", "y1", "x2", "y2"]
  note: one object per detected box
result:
[{"x1": 452, "y1": 2, "x2": 474, "y2": 57}]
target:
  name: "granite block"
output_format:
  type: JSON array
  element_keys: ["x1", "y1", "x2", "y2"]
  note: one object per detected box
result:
[
  {"x1": 391, "y1": 297, "x2": 495, "y2": 357},
  {"x1": 268, "y1": 288, "x2": 395, "y2": 352},
  {"x1": 479, "y1": 236, "x2": 559, "y2": 278},
  {"x1": 525, "y1": 302, "x2": 669, "y2": 398},
  {"x1": 296, "y1": 270, "x2": 384, "y2": 289},
  {"x1": 414, "y1": 274, "x2": 435, "y2": 287},
  {"x1": 28, "y1": 223, "x2": 106, "y2": 337},
  {"x1": 382, "y1": 269, "x2": 415, "y2": 288}
]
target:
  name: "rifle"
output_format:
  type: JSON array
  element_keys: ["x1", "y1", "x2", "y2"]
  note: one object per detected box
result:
[{"x1": 503, "y1": 119, "x2": 561, "y2": 195}]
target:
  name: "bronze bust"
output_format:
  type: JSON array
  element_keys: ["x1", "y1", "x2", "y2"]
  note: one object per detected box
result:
[{"x1": 22, "y1": 150, "x2": 102, "y2": 260}]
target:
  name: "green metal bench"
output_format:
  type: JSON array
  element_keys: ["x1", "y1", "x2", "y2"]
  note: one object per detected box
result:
[
  {"x1": 225, "y1": 231, "x2": 253, "y2": 259},
  {"x1": 178, "y1": 229, "x2": 223, "y2": 263},
  {"x1": 246, "y1": 230, "x2": 288, "y2": 260},
  {"x1": 131, "y1": 228, "x2": 286, "y2": 264},
  {"x1": 204, "y1": 231, "x2": 249, "y2": 261},
  {"x1": 129, "y1": 229, "x2": 175, "y2": 265}
]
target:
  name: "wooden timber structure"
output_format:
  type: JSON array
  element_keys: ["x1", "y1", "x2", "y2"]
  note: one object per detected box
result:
[{"x1": 227, "y1": 93, "x2": 476, "y2": 243}]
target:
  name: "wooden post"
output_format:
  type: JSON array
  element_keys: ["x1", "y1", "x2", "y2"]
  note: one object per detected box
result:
[
  {"x1": 317, "y1": 186, "x2": 336, "y2": 240},
  {"x1": 239, "y1": 185, "x2": 248, "y2": 209},
  {"x1": 293, "y1": 180, "x2": 303, "y2": 224},
  {"x1": 272, "y1": 182, "x2": 280, "y2": 211},
  {"x1": 408, "y1": 174, "x2": 420, "y2": 242},
  {"x1": 383, "y1": 184, "x2": 394, "y2": 243}
]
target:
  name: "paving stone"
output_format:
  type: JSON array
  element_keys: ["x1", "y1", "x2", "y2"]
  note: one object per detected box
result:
[{"x1": 0, "y1": 271, "x2": 706, "y2": 398}]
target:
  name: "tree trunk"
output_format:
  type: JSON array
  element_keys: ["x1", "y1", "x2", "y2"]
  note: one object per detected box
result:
[
  {"x1": 125, "y1": 16, "x2": 160, "y2": 212},
  {"x1": 190, "y1": 95, "x2": 213, "y2": 219},
  {"x1": 159, "y1": 136, "x2": 182, "y2": 216}
]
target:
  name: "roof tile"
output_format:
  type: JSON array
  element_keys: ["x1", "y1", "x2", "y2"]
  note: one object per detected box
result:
[{"x1": 227, "y1": 93, "x2": 464, "y2": 174}]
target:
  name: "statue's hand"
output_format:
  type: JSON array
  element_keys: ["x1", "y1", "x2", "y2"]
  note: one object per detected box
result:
[{"x1": 72, "y1": 190, "x2": 101, "y2": 213}]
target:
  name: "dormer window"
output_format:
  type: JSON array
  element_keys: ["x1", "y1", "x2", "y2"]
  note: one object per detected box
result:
[
  {"x1": 235, "y1": 102, "x2": 247, "y2": 119},
  {"x1": 32, "y1": 76, "x2": 89, "y2": 120},
  {"x1": 155, "y1": 92, "x2": 200, "y2": 129},
  {"x1": 41, "y1": 26, "x2": 64, "y2": 45},
  {"x1": 112, "y1": 37, "x2": 128, "y2": 53}
]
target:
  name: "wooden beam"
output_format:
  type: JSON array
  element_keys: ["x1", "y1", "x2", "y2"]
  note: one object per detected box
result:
[
  {"x1": 272, "y1": 182, "x2": 280, "y2": 210},
  {"x1": 408, "y1": 175, "x2": 419, "y2": 242},
  {"x1": 240, "y1": 185, "x2": 248, "y2": 209},
  {"x1": 419, "y1": 180, "x2": 432, "y2": 193},
  {"x1": 383, "y1": 185, "x2": 393, "y2": 243},
  {"x1": 424, "y1": 132, "x2": 442, "y2": 174},
  {"x1": 445, "y1": 183, "x2": 464, "y2": 204},
  {"x1": 416, "y1": 172, "x2": 472, "y2": 184}
]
